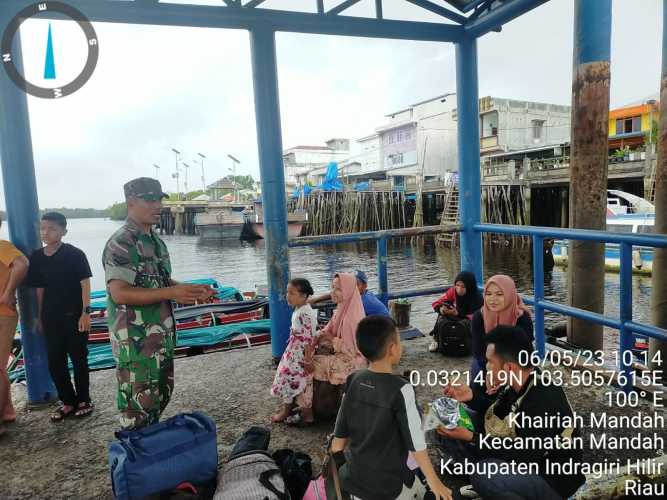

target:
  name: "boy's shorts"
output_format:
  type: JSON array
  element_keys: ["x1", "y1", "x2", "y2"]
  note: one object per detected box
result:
[{"x1": 350, "y1": 477, "x2": 426, "y2": 500}]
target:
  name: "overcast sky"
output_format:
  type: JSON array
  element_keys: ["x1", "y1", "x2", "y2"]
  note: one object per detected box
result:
[{"x1": 0, "y1": 0, "x2": 662, "y2": 210}]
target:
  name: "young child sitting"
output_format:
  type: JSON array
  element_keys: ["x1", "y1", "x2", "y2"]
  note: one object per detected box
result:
[
  {"x1": 331, "y1": 315, "x2": 452, "y2": 500},
  {"x1": 270, "y1": 278, "x2": 319, "y2": 426}
]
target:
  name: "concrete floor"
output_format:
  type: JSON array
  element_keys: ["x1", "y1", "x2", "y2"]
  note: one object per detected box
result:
[{"x1": 1, "y1": 332, "x2": 665, "y2": 499}]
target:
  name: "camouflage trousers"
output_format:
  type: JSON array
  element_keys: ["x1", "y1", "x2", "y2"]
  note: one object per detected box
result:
[{"x1": 112, "y1": 328, "x2": 175, "y2": 430}]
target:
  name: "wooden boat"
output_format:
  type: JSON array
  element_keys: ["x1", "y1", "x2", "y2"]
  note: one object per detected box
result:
[
  {"x1": 89, "y1": 299, "x2": 268, "y2": 343},
  {"x1": 8, "y1": 280, "x2": 272, "y2": 381},
  {"x1": 195, "y1": 204, "x2": 247, "y2": 240},
  {"x1": 552, "y1": 213, "x2": 655, "y2": 275},
  {"x1": 552, "y1": 191, "x2": 656, "y2": 275},
  {"x1": 242, "y1": 202, "x2": 307, "y2": 239}
]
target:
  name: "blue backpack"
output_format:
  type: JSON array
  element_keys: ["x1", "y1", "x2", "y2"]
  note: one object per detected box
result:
[{"x1": 109, "y1": 412, "x2": 218, "y2": 500}]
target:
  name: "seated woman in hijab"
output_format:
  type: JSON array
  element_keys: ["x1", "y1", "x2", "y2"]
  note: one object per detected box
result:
[
  {"x1": 304, "y1": 273, "x2": 366, "y2": 421},
  {"x1": 469, "y1": 274, "x2": 533, "y2": 380},
  {"x1": 308, "y1": 272, "x2": 367, "y2": 385},
  {"x1": 428, "y1": 271, "x2": 484, "y2": 353}
]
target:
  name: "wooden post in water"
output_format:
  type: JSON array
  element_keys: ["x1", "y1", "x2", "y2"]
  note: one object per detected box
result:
[
  {"x1": 175, "y1": 209, "x2": 184, "y2": 235},
  {"x1": 522, "y1": 186, "x2": 531, "y2": 226},
  {"x1": 566, "y1": 0, "x2": 611, "y2": 351},
  {"x1": 560, "y1": 188, "x2": 568, "y2": 228},
  {"x1": 650, "y1": 0, "x2": 667, "y2": 381}
]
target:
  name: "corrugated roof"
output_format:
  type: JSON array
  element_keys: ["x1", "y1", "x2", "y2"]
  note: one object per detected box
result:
[
  {"x1": 620, "y1": 92, "x2": 659, "y2": 107},
  {"x1": 609, "y1": 103, "x2": 658, "y2": 120},
  {"x1": 285, "y1": 145, "x2": 332, "y2": 151},
  {"x1": 482, "y1": 142, "x2": 569, "y2": 159},
  {"x1": 375, "y1": 120, "x2": 417, "y2": 134},
  {"x1": 207, "y1": 178, "x2": 235, "y2": 189},
  {"x1": 357, "y1": 133, "x2": 379, "y2": 142},
  {"x1": 442, "y1": 0, "x2": 475, "y2": 12}
]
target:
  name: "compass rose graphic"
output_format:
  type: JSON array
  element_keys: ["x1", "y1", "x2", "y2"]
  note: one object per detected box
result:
[{"x1": 2, "y1": 1, "x2": 99, "y2": 99}]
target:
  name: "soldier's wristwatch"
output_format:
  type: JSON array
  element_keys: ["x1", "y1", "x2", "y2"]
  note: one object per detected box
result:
[{"x1": 84, "y1": 306, "x2": 92, "y2": 314}]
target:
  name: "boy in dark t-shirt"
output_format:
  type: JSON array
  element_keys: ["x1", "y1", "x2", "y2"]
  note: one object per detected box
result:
[
  {"x1": 27, "y1": 212, "x2": 93, "y2": 422},
  {"x1": 332, "y1": 315, "x2": 452, "y2": 500}
]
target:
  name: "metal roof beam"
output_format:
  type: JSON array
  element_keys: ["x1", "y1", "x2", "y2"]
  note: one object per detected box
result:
[
  {"x1": 468, "y1": 0, "x2": 492, "y2": 22},
  {"x1": 457, "y1": 0, "x2": 488, "y2": 13},
  {"x1": 405, "y1": 0, "x2": 467, "y2": 25},
  {"x1": 465, "y1": 0, "x2": 549, "y2": 37},
  {"x1": 244, "y1": 0, "x2": 268, "y2": 8},
  {"x1": 327, "y1": 0, "x2": 362, "y2": 16},
  {"x1": 3, "y1": 0, "x2": 464, "y2": 42},
  {"x1": 375, "y1": 0, "x2": 383, "y2": 19}
]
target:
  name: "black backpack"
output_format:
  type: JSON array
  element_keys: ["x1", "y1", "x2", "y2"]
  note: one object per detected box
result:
[
  {"x1": 272, "y1": 449, "x2": 313, "y2": 500},
  {"x1": 229, "y1": 426, "x2": 271, "y2": 458},
  {"x1": 435, "y1": 317, "x2": 472, "y2": 356}
]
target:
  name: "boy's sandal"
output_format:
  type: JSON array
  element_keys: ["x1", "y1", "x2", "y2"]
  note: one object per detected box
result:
[
  {"x1": 285, "y1": 413, "x2": 314, "y2": 428},
  {"x1": 459, "y1": 485, "x2": 481, "y2": 499},
  {"x1": 50, "y1": 406, "x2": 75, "y2": 422},
  {"x1": 289, "y1": 405, "x2": 301, "y2": 415},
  {"x1": 75, "y1": 402, "x2": 94, "y2": 418}
]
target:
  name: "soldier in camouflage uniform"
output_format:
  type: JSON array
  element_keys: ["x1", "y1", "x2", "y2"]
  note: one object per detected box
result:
[{"x1": 103, "y1": 178, "x2": 214, "y2": 429}]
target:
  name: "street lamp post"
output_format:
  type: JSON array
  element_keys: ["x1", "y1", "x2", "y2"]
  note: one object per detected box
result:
[
  {"x1": 153, "y1": 163, "x2": 160, "y2": 179},
  {"x1": 227, "y1": 154, "x2": 241, "y2": 202},
  {"x1": 171, "y1": 148, "x2": 181, "y2": 200},
  {"x1": 182, "y1": 162, "x2": 190, "y2": 197},
  {"x1": 197, "y1": 152, "x2": 206, "y2": 191},
  {"x1": 227, "y1": 167, "x2": 234, "y2": 201}
]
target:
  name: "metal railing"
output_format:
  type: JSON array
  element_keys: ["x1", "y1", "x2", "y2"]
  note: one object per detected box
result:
[
  {"x1": 477, "y1": 223, "x2": 667, "y2": 392},
  {"x1": 290, "y1": 222, "x2": 667, "y2": 393},
  {"x1": 290, "y1": 224, "x2": 460, "y2": 304}
]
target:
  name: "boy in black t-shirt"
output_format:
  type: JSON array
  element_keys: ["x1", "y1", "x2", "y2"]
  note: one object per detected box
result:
[
  {"x1": 332, "y1": 315, "x2": 452, "y2": 500},
  {"x1": 27, "y1": 212, "x2": 93, "y2": 422}
]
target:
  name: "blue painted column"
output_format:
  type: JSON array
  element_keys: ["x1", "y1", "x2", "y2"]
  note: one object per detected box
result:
[
  {"x1": 455, "y1": 36, "x2": 483, "y2": 286},
  {"x1": 618, "y1": 243, "x2": 634, "y2": 392},
  {"x1": 531, "y1": 236, "x2": 545, "y2": 357},
  {"x1": 376, "y1": 237, "x2": 388, "y2": 306},
  {"x1": 0, "y1": 26, "x2": 55, "y2": 402},
  {"x1": 649, "y1": 0, "x2": 667, "y2": 378},
  {"x1": 249, "y1": 28, "x2": 291, "y2": 359},
  {"x1": 567, "y1": 0, "x2": 611, "y2": 351}
]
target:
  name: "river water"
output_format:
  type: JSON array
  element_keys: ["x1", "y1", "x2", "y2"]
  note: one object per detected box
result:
[{"x1": 1, "y1": 218, "x2": 654, "y2": 350}]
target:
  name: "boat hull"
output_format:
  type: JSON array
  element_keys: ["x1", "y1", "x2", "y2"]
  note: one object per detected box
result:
[
  {"x1": 248, "y1": 222, "x2": 304, "y2": 239},
  {"x1": 552, "y1": 242, "x2": 653, "y2": 275},
  {"x1": 195, "y1": 210, "x2": 246, "y2": 240},
  {"x1": 197, "y1": 223, "x2": 244, "y2": 240}
]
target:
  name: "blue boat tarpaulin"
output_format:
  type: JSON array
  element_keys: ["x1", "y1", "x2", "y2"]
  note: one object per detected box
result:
[
  {"x1": 90, "y1": 279, "x2": 243, "y2": 310},
  {"x1": 9, "y1": 319, "x2": 272, "y2": 382}
]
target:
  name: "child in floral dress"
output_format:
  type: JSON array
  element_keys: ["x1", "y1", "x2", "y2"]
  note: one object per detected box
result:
[{"x1": 270, "y1": 278, "x2": 319, "y2": 425}]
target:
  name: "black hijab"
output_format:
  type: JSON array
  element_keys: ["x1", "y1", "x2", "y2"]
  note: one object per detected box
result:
[{"x1": 453, "y1": 271, "x2": 483, "y2": 318}]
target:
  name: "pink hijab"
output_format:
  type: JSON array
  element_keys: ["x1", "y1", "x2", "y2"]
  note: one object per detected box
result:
[
  {"x1": 481, "y1": 275, "x2": 530, "y2": 333},
  {"x1": 323, "y1": 273, "x2": 366, "y2": 355}
]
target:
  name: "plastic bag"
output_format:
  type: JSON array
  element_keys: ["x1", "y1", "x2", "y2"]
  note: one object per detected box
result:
[{"x1": 422, "y1": 397, "x2": 474, "y2": 432}]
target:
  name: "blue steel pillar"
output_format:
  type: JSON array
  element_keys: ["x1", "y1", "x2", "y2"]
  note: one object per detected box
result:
[
  {"x1": 249, "y1": 28, "x2": 291, "y2": 359},
  {"x1": 455, "y1": 36, "x2": 483, "y2": 286},
  {"x1": 376, "y1": 237, "x2": 388, "y2": 306},
  {"x1": 650, "y1": 0, "x2": 667, "y2": 378},
  {"x1": 567, "y1": 0, "x2": 611, "y2": 351},
  {"x1": 618, "y1": 243, "x2": 633, "y2": 392},
  {"x1": 0, "y1": 27, "x2": 55, "y2": 402},
  {"x1": 531, "y1": 236, "x2": 545, "y2": 357}
]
